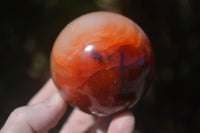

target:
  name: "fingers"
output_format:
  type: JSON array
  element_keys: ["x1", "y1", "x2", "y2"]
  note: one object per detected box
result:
[
  {"x1": 28, "y1": 79, "x2": 57, "y2": 105},
  {"x1": 59, "y1": 108, "x2": 135, "y2": 133},
  {"x1": 108, "y1": 111, "x2": 135, "y2": 133},
  {"x1": 1, "y1": 92, "x2": 67, "y2": 133},
  {"x1": 59, "y1": 108, "x2": 96, "y2": 133},
  {"x1": 24, "y1": 78, "x2": 135, "y2": 133}
]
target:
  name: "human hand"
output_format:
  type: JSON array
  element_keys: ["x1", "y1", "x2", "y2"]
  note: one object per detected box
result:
[{"x1": 0, "y1": 79, "x2": 135, "y2": 133}]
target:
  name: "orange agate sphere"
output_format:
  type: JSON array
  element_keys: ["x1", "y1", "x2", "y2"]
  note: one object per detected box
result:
[{"x1": 50, "y1": 11, "x2": 154, "y2": 116}]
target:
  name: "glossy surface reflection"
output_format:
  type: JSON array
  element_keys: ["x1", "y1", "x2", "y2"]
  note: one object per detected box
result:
[{"x1": 50, "y1": 11, "x2": 154, "y2": 116}]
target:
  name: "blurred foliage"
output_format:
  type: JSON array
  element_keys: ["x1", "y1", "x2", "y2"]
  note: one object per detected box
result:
[{"x1": 0, "y1": 0, "x2": 200, "y2": 132}]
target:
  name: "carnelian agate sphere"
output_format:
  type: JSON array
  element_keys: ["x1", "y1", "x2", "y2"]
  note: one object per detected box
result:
[{"x1": 50, "y1": 11, "x2": 154, "y2": 116}]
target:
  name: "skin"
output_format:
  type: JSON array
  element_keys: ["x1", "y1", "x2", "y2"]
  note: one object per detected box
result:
[{"x1": 0, "y1": 79, "x2": 135, "y2": 133}]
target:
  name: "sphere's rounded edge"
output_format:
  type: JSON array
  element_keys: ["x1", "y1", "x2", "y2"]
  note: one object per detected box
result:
[{"x1": 50, "y1": 11, "x2": 155, "y2": 116}]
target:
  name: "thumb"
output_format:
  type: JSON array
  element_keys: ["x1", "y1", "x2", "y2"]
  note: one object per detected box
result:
[{"x1": 0, "y1": 92, "x2": 67, "y2": 133}]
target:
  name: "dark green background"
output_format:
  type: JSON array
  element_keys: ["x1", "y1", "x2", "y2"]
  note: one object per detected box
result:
[{"x1": 0, "y1": 0, "x2": 199, "y2": 132}]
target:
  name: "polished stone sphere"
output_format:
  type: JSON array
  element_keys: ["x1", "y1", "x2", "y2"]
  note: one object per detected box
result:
[{"x1": 50, "y1": 11, "x2": 154, "y2": 116}]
